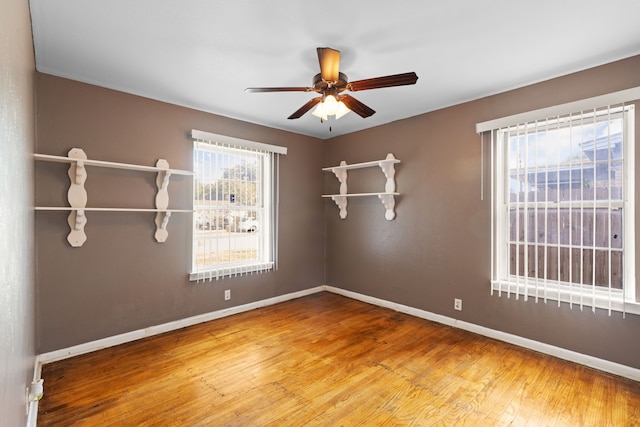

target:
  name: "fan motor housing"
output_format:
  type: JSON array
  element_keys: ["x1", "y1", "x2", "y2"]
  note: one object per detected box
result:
[{"x1": 313, "y1": 72, "x2": 349, "y2": 91}]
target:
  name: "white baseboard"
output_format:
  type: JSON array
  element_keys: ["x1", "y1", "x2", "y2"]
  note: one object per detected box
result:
[
  {"x1": 31, "y1": 282, "x2": 639, "y2": 426},
  {"x1": 28, "y1": 286, "x2": 326, "y2": 426},
  {"x1": 325, "y1": 286, "x2": 640, "y2": 382},
  {"x1": 38, "y1": 286, "x2": 325, "y2": 365}
]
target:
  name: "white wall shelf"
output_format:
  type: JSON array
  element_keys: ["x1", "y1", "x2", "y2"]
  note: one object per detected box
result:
[
  {"x1": 35, "y1": 148, "x2": 194, "y2": 247},
  {"x1": 322, "y1": 153, "x2": 400, "y2": 220},
  {"x1": 33, "y1": 153, "x2": 193, "y2": 175},
  {"x1": 34, "y1": 207, "x2": 193, "y2": 212}
]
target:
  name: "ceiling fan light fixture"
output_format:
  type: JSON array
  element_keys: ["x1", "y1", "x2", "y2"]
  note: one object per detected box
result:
[
  {"x1": 335, "y1": 100, "x2": 350, "y2": 120},
  {"x1": 312, "y1": 102, "x2": 328, "y2": 121},
  {"x1": 248, "y1": 47, "x2": 416, "y2": 121},
  {"x1": 323, "y1": 94, "x2": 339, "y2": 115},
  {"x1": 312, "y1": 95, "x2": 350, "y2": 121}
]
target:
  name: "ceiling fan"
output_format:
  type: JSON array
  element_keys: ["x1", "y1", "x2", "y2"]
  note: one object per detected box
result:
[{"x1": 245, "y1": 47, "x2": 418, "y2": 122}]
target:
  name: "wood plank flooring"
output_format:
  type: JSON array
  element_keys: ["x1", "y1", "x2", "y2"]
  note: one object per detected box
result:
[{"x1": 38, "y1": 292, "x2": 640, "y2": 426}]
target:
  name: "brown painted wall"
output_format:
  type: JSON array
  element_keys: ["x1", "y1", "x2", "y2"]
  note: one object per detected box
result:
[
  {"x1": 36, "y1": 55, "x2": 640, "y2": 370},
  {"x1": 35, "y1": 74, "x2": 325, "y2": 353},
  {"x1": 1, "y1": 0, "x2": 36, "y2": 423},
  {"x1": 324, "y1": 55, "x2": 640, "y2": 369}
]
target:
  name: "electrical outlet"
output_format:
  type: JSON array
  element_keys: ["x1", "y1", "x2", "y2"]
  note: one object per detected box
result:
[
  {"x1": 454, "y1": 298, "x2": 462, "y2": 311},
  {"x1": 224, "y1": 289, "x2": 231, "y2": 301}
]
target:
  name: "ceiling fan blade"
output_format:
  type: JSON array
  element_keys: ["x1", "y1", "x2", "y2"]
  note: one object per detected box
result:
[
  {"x1": 245, "y1": 87, "x2": 312, "y2": 93},
  {"x1": 340, "y1": 95, "x2": 376, "y2": 118},
  {"x1": 317, "y1": 47, "x2": 340, "y2": 83},
  {"x1": 347, "y1": 72, "x2": 418, "y2": 91},
  {"x1": 288, "y1": 97, "x2": 322, "y2": 120}
]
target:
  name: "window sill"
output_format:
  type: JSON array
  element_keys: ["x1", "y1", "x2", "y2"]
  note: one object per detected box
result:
[
  {"x1": 491, "y1": 280, "x2": 640, "y2": 316},
  {"x1": 189, "y1": 262, "x2": 274, "y2": 281}
]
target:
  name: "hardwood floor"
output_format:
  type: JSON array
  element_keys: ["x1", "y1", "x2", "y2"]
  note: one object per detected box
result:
[{"x1": 38, "y1": 292, "x2": 640, "y2": 426}]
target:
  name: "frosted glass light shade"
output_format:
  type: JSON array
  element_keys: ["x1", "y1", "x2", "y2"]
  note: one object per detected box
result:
[
  {"x1": 335, "y1": 101, "x2": 350, "y2": 119},
  {"x1": 312, "y1": 102, "x2": 328, "y2": 121},
  {"x1": 323, "y1": 95, "x2": 338, "y2": 115},
  {"x1": 311, "y1": 96, "x2": 350, "y2": 121}
]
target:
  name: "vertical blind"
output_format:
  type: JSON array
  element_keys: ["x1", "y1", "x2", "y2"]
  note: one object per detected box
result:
[
  {"x1": 190, "y1": 130, "x2": 286, "y2": 282},
  {"x1": 476, "y1": 88, "x2": 638, "y2": 315}
]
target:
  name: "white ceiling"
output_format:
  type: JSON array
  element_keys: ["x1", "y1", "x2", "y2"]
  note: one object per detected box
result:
[{"x1": 30, "y1": 0, "x2": 640, "y2": 140}]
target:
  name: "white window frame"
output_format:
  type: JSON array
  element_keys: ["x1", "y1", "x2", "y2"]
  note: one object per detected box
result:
[
  {"x1": 189, "y1": 130, "x2": 286, "y2": 281},
  {"x1": 487, "y1": 104, "x2": 637, "y2": 315}
]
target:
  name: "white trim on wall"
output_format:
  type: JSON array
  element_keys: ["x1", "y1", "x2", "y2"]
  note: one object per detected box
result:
[
  {"x1": 29, "y1": 286, "x2": 325, "y2": 427},
  {"x1": 37, "y1": 286, "x2": 324, "y2": 365},
  {"x1": 32, "y1": 283, "x2": 640, "y2": 424},
  {"x1": 325, "y1": 286, "x2": 640, "y2": 382},
  {"x1": 475, "y1": 86, "x2": 640, "y2": 133}
]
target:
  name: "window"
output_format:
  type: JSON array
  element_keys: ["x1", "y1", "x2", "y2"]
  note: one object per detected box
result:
[
  {"x1": 189, "y1": 130, "x2": 286, "y2": 281},
  {"x1": 488, "y1": 104, "x2": 635, "y2": 314}
]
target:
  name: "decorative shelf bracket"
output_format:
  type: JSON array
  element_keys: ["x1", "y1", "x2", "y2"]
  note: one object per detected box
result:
[
  {"x1": 66, "y1": 148, "x2": 89, "y2": 247},
  {"x1": 322, "y1": 153, "x2": 400, "y2": 221},
  {"x1": 67, "y1": 209, "x2": 87, "y2": 247},
  {"x1": 155, "y1": 159, "x2": 172, "y2": 210},
  {"x1": 378, "y1": 194, "x2": 396, "y2": 221},
  {"x1": 379, "y1": 153, "x2": 397, "y2": 193},
  {"x1": 330, "y1": 161, "x2": 349, "y2": 195},
  {"x1": 154, "y1": 159, "x2": 172, "y2": 242},
  {"x1": 330, "y1": 195, "x2": 348, "y2": 219},
  {"x1": 154, "y1": 211, "x2": 171, "y2": 243}
]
